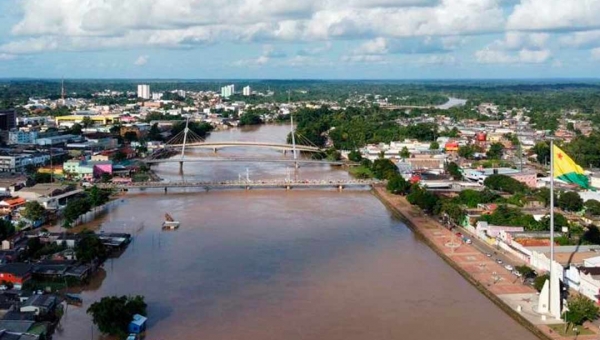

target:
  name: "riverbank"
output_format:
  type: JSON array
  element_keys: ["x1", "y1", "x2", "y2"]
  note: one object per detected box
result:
[{"x1": 372, "y1": 185, "x2": 599, "y2": 340}]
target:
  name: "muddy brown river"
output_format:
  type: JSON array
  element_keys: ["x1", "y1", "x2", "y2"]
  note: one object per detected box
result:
[{"x1": 54, "y1": 125, "x2": 537, "y2": 340}]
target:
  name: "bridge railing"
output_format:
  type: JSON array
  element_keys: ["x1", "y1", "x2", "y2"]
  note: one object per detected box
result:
[{"x1": 99, "y1": 179, "x2": 381, "y2": 188}]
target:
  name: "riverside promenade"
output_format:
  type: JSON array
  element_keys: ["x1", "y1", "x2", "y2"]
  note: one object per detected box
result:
[{"x1": 372, "y1": 185, "x2": 599, "y2": 340}]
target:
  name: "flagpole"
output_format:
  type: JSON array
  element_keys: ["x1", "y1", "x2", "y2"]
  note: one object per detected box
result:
[{"x1": 549, "y1": 138, "x2": 555, "y2": 317}]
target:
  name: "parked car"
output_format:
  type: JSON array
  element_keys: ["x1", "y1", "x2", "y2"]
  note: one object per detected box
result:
[
  {"x1": 496, "y1": 259, "x2": 503, "y2": 264},
  {"x1": 486, "y1": 253, "x2": 492, "y2": 257},
  {"x1": 505, "y1": 265, "x2": 514, "y2": 271}
]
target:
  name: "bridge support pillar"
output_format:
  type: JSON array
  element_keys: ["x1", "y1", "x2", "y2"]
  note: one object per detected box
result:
[
  {"x1": 213, "y1": 148, "x2": 217, "y2": 153},
  {"x1": 286, "y1": 185, "x2": 291, "y2": 190},
  {"x1": 338, "y1": 185, "x2": 344, "y2": 192},
  {"x1": 164, "y1": 187, "x2": 168, "y2": 194},
  {"x1": 245, "y1": 186, "x2": 250, "y2": 191},
  {"x1": 283, "y1": 150, "x2": 287, "y2": 155},
  {"x1": 179, "y1": 161, "x2": 184, "y2": 174}
]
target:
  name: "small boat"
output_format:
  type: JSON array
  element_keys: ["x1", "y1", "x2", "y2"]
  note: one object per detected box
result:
[
  {"x1": 162, "y1": 213, "x2": 180, "y2": 230},
  {"x1": 64, "y1": 293, "x2": 83, "y2": 306}
]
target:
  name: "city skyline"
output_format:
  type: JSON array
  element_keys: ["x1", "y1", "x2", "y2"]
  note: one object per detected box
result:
[{"x1": 1, "y1": 0, "x2": 600, "y2": 79}]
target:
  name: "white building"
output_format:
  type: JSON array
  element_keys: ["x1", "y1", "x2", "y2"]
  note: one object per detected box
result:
[
  {"x1": 243, "y1": 86, "x2": 251, "y2": 96},
  {"x1": 220, "y1": 85, "x2": 235, "y2": 98},
  {"x1": 137, "y1": 84, "x2": 151, "y2": 99},
  {"x1": 151, "y1": 92, "x2": 163, "y2": 100}
]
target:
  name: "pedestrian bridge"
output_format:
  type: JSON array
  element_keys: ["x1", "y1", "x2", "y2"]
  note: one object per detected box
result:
[{"x1": 98, "y1": 179, "x2": 380, "y2": 191}]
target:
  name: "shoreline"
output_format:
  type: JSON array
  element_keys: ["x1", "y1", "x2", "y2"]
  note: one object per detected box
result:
[{"x1": 371, "y1": 185, "x2": 555, "y2": 340}]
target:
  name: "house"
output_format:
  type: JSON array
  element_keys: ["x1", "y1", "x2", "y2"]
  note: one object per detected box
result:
[
  {"x1": 20, "y1": 294, "x2": 57, "y2": 316},
  {"x1": 128, "y1": 314, "x2": 147, "y2": 334},
  {"x1": 0, "y1": 198, "x2": 26, "y2": 214},
  {"x1": 0, "y1": 264, "x2": 33, "y2": 289},
  {"x1": 577, "y1": 267, "x2": 600, "y2": 304},
  {"x1": 15, "y1": 184, "x2": 82, "y2": 210}
]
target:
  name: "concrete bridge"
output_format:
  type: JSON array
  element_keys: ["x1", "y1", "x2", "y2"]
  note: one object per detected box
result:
[
  {"x1": 143, "y1": 157, "x2": 352, "y2": 165},
  {"x1": 98, "y1": 179, "x2": 380, "y2": 191}
]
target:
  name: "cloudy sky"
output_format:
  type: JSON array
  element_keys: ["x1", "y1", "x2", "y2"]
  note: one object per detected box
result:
[{"x1": 1, "y1": 0, "x2": 600, "y2": 79}]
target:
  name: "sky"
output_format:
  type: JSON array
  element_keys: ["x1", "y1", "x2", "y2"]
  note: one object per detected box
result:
[{"x1": 1, "y1": 0, "x2": 600, "y2": 79}]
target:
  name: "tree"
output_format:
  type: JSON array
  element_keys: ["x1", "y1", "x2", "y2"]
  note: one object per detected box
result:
[
  {"x1": 82, "y1": 116, "x2": 93, "y2": 128},
  {"x1": 76, "y1": 231, "x2": 108, "y2": 263},
  {"x1": 239, "y1": 112, "x2": 263, "y2": 126},
  {"x1": 87, "y1": 295, "x2": 147, "y2": 337},
  {"x1": 446, "y1": 162, "x2": 463, "y2": 180},
  {"x1": 34, "y1": 172, "x2": 52, "y2": 184},
  {"x1": 63, "y1": 197, "x2": 92, "y2": 226},
  {"x1": 532, "y1": 142, "x2": 550, "y2": 165},
  {"x1": 348, "y1": 150, "x2": 362, "y2": 162},
  {"x1": 486, "y1": 142, "x2": 504, "y2": 160},
  {"x1": 585, "y1": 199, "x2": 600, "y2": 216},
  {"x1": 558, "y1": 191, "x2": 583, "y2": 212},
  {"x1": 564, "y1": 294, "x2": 600, "y2": 326},
  {"x1": 566, "y1": 122, "x2": 575, "y2": 131},
  {"x1": 0, "y1": 220, "x2": 15, "y2": 241},
  {"x1": 113, "y1": 151, "x2": 127, "y2": 162},
  {"x1": 123, "y1": 131, "x2": 138, "y2": 142},
  {"x1": 371, "y1": 159, "x2": 399, "y2": 180},
  {"x1": 399, "y1": 147, "x2": 410, "y2": 159},
  {"x1": 429, "y1": 141, "x2": 440, "y2": 150},
  {"x1": 458, "y1": 145, "x2": 477, "y2": 159},
  {"x1": 88, "y1": 186, "x2": 110, "y2": 207},
  {"x1": 386, "y1": 175, "x2": 410, "y2": 195},
  {"x1": 540, "y1": 213, "x2": 569, "y2": 231},
  {"x1": 147, "y1": 123, "x2": 162, "y2": 141},
  {"x1": 515, "y1": 265, "x2": 535, "y2": 278},
  {"x1": 441, "y1": 202, "x2": 466, "y2": 225},
  {"x1": 483, "y1": 174, "x2": 529, "y2": 194},
  {"x1": 21, "y1": 201, "x2": 46, "y2": 223},
  {"x1": 69, "y1": 123, "x2": 83, "y2": 135}
]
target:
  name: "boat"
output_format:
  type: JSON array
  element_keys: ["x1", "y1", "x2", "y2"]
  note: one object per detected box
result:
[
  {"x1": 64, "y1": 293, "x2": 83, "y2": 306},
  {"x1": 162, "y1": 213, "x2": 180, "y2": 230}
]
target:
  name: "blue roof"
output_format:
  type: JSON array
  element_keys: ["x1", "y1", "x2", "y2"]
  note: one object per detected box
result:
[{"x1": 130, "y1": 314, "x2": 147, "y2": 326}]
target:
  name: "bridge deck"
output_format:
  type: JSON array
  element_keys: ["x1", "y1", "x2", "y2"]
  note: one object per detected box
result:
[
  {"x1": 166, "y1": 141, "x2": 322, "y2": 152},
  {"x1": 99, "y1": 180, "x2": 379, "y2": 190}
]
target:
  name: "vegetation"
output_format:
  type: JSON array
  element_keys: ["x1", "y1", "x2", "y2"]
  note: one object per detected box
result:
[
  {"x1": 239, "y1": 111, "x2": 263, "y2": 126},
  {"x1": 87, "y1": 295, "x2": 147, "y2": 338},
  {"x1": 486, "y1": 142, "x2": 504, "y2": 160},
  {"x1": 483, "y1": 174, "x2": 529, "y2": 194},
  {"x1": 21, "y1": 201, "x2": 46, "y2": 223},
  {"x1": 558, "y1": 191, "x2": 584, "y2": 212},
  {"x1": 386, "y1": 175, "x2": 410, "y2": 195},
  {"x1": 563, "y1": 294, "x2": 600, "y2": 326},
  {"x1": 534, "y1": 274, "x2": 549, "y2": 292},
  {"x1": 585, "y1": 199, "x2": 600, "y2": 216},
  {"x1": 76, "y1": 231, "x2": 107, "y2": 264},
  {"x1": 446, "y1": 162, "x2": 463, "y2": 180},
  {"x1": 0, "y1": 220, "x2": 16, "y2": 241}
]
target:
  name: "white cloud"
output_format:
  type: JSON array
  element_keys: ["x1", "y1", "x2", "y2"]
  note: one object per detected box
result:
[
  {"x1": 489, "y1": 32, "x2": 549, "y2": 51},
  {"x1": 592, "y1": 48, "x2": 600, "y2": 60},
  {"x1": 507, "y1": 0, "x2": 600, "y2": 31},
  {"x1": 262, "y1": 44, "x2": 287, "y2": 58},
  {"x1": 559, "y1": 30, "x2": 600, "y2": 48},
  {"x1": 297, "y1": 42, "x2": 332, "y2": 56},
  {"x1": 0, "y1": 54, "x2": 16, "y2": 61},
  {"x1": 353, "y1": 37, "x2": 388, "y2": 55},
  {"x1": 341, "y1": 55, "x2": 387, "y2": 63},
  {"x1": 475, "y1": 48, "x2": 551, "y2": 64},
  {"x1": 4, "y1": 0, "x2": 505, "y2": 53},
  {"x1": 417, "y1": 54, "x2": 457, "y2": 65},
  {"x1": 134, "y1": 55, "x2": 149, "y2": 66}
]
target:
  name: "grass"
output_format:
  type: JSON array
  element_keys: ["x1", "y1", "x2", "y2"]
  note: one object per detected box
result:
[{"x1": 548, "y1": 324, "x2": 595, "y2": 336}]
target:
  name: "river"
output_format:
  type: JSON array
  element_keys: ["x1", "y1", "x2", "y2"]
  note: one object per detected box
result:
[{"x1": 54, "y1": 124, "x2": 537, "y2": 340}]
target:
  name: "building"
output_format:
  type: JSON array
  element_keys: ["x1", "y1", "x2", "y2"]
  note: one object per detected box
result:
[
  {"x1": 20, "y1": 294, "x2": 58, "y2": 316},
  {"x1": 0, "y1": 151, "x2": 51, "y2": 173},
  {"x1": 0, "y1": 263, "x2": 33, "y2": 289},
  {"x1": 128, "y1": 314, "x2": 147, "y2": 334},
  {"x1": 55, "y1": 115, "x2": 120, "y2": 127},
  {"x1": 15, "y1": 183, "x2": 82, "y2": 210},
  {"x1": 0, "y1": 110, "x2": 16, "y2": 131},
  {"x1": 137, "y1": 84, "x2": 150, "y2": 99},
  {"x1": 8, "y1": 130, "x2": 39, "y2": 145},
  {"x1": 507, "y1": 171, "x2": 539, "y2": 188},
  {"x1": 243, "y1": 86, "x2": 251, "y2": 96},
  {"x1": 220, "y1": 85, "x2": 235, "y2": 98},
  {"x1": 63, "y1": 160, "x2": 112, "y2": 180},
  {"x1": 151, "y1": 92, "x2": 163, "y2": 100}
]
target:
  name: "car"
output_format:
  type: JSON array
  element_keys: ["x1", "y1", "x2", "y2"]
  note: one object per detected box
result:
[
  {"x1": 496, "y1": 259, "x2": 503, "y2": 264},
  {"x1": 505, "y1": 265, "x2": 514, "y2": 271},
  {"x1": 465, "y1": 239, "x2": 472, "y2": 244},
  {"x1": 486, "y1": 253, "x2": 492, "y2": 257},
  {"x1": 127, "y1": 335, "x2": 139, "y2": 340}
]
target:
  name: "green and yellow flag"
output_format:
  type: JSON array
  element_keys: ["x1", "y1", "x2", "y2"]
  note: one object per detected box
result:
[{"x1": 553, "y1": 145, "x2": 590, "y2": 189}]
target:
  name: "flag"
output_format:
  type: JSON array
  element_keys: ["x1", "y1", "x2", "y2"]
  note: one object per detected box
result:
[{"x1": 553, "y1": 145, "x2": 590, "y2": 189}]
